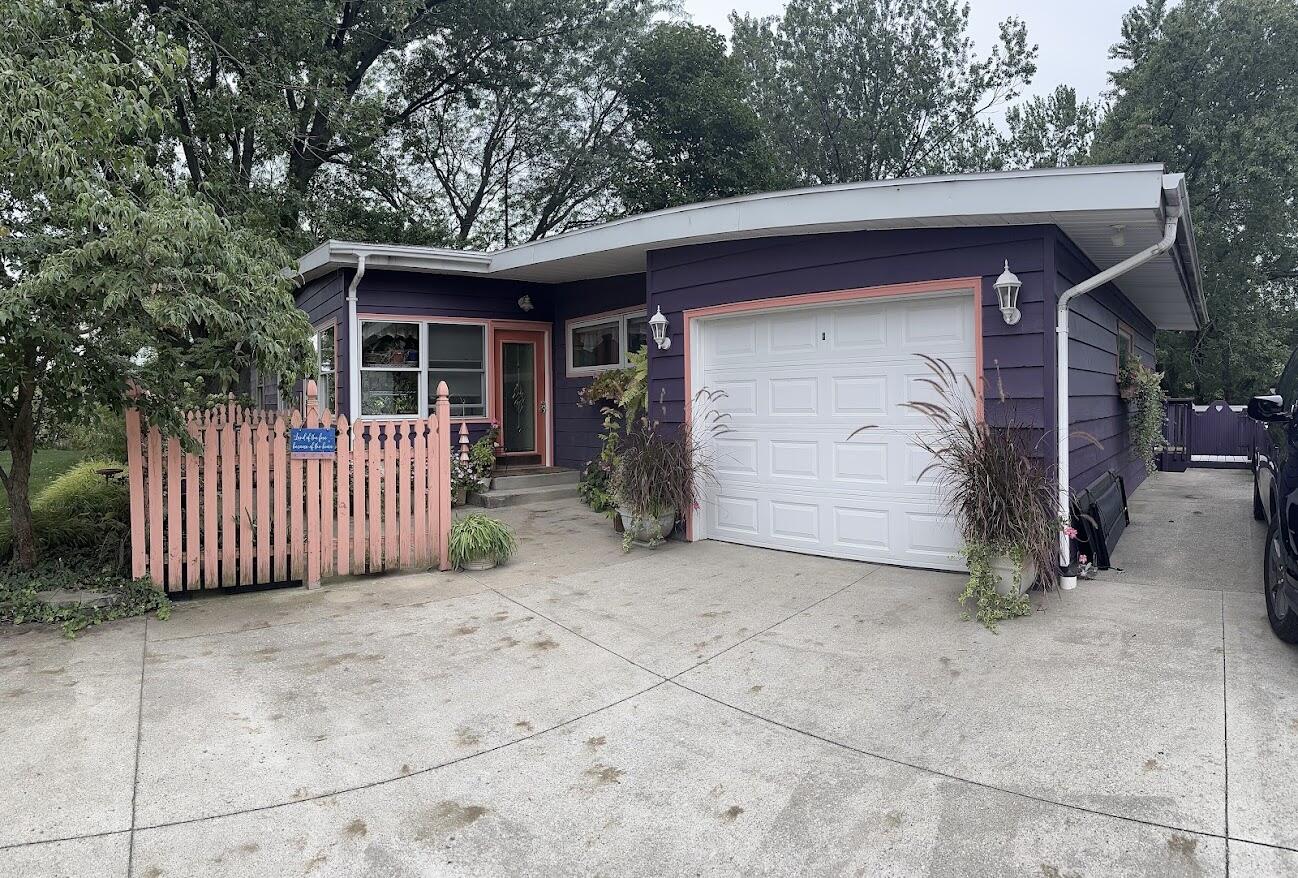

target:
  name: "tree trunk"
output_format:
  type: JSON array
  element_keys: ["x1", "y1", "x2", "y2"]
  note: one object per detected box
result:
[{"x1": 3, "y1": 421, "x2": 37, "y2": 569}]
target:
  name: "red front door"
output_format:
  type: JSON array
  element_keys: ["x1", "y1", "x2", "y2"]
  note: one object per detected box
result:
[{"x1": 493, "y1": 329, "x2": 547, "y2": 463}]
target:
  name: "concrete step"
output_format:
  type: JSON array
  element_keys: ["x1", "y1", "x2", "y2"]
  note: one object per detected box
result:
[
  {"x1": 468, "y1": 482, "x2": 579, "y2": 508},
  {"x1": 490, "y1": 469, "x2": 580, "y2": 490}
]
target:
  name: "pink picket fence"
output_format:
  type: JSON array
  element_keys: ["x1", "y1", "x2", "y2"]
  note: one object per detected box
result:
[{"x1": 125, "y1": 381, "x2": 452, "y2": 593}]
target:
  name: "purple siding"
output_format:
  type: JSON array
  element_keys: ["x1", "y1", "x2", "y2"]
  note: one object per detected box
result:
[
  {"x1": 1054, "y1": 233, "x2": 1157, "y2": 494},
  {"x1": 292, "y1": 269, "x2": 347, "y2": 411},
  {"x1": 336, "y1": 268, "x2": 648, "y2": 469},
  {"x1": 551, "y1": 274, "x2": 647, "y2": 470},
  {"x1": 645, "y1": 226, "x2": 1055, "y2": 443}
]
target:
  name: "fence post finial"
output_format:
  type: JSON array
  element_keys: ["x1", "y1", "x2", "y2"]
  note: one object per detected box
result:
[{"x1": 305, "y1": 378, "x2": 318, "y2": 415}]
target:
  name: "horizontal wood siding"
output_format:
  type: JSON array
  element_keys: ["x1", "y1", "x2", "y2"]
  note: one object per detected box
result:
[
  {"x1": 1056, "y1": 235, "x2": 1158, "y2": 495},
  {"x1": 551, "y1": 274, "x2": 647, "y2": 469},
  {"x1": 646, "y1": 226, "x2": 1054, "y2": 445}
]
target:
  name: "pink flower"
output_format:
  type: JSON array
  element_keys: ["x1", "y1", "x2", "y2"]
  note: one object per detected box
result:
[
  {"x1": 1063, "y1": 525, "x2": 1078, "y2": 539},
  {"x1": 1078, "y1": 554, "x2": 1088, "y2": 564}
]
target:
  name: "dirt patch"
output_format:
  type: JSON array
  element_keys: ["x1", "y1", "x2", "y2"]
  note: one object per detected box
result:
[
  {"x1": 415, "y1": 801, "x2": 490, "y2": 838},
  {"x1": 1167, "y1": 834, "x2": 1198, "y2": 859},
  {"x1": 455, "y1": 728, "x2": 481, "y2": 747},
  {"x1": 585, "y1": 763, "x2": 624, "y2": 784},
  {"x1": 721, "y1": 805, "x2": 744, "y2": 821},
  {"x1": 530, "y1": 638, "x2": 559, "y2": 652},
  {"x1": 342, "y1": 818, "x2": 368, "y2": 839},
  {"x1": 586, "y1": 735, "x2": 606, "y2": 749},
  {"x1": 453, "y1": 625, "x2": 478, "y2": 636}
]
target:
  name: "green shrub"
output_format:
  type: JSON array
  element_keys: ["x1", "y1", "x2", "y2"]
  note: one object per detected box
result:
[
  {"x1": 448, "y1": 513, "x2": 518, "y2": 568},
  {"x1": 0, "y1": 562, "x2": 170, "y2": 638},
  {"x1": 0, "y1": 459, "x2": 131, "y2": 566},
  {"x1": 469, "y1": 426, "x2": 499, "y2": 480},
  {"x1": 62, "y1": 407, "x2": 128, "y2": 460}
]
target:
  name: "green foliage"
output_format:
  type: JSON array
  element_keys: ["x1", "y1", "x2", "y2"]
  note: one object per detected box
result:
[
  {"x1": 1121, "y1": 360, "x2": 1167, "y2": 474},
  {"x1": 612, "y1": 406, "x2": 727, "y2": 522},
  {"x1": 60, "y1": 406, "x2": 128, "y2": 461},
  {"x1": 450, "y1": 456, "x2": 483, "y2": 499},
  {"x1": 959, "y1": 542, "x2": 1033, "y2": 632},
  {"x1": 0, "y1": 450, "x2": 86, "y2": 521},
  {"x1": 469, "y1": 427, "x2": 499, "y2": 481},
  {"x1": 0, "y1": 460, "x2": 130, "y2": 564},
  {"x1": 619, "y1": 22, "x2": 777, "y2": 213},
  {"x1": 0, "y1": 2, "x2": 316, "y2": 567},
  {"x1": 578, "y1": 458, "x2": 617, "y2": 514},
  {"x1": 0, "y1": 563, "x2": 171, "y2": 638},
  {"x1": 895, "y1": 356, "x2": 1059, "y2": 597},
  {"x1": 1093, "y1": 0, "x2": 1298, "y2": 402},
  {"x1": 730, "y1": 0, "x2": 1037, "y2": 184},
  {"x1": 995, "y1": 85, "x2": 1099, "y2": 170},
  {"x1": 448, "y1": 513, "x2": 518, "y2": 568}
]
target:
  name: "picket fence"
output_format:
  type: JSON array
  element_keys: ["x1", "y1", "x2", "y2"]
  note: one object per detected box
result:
[{"x1": 126, "y1": 381, "x2": 452, "y2": 593}]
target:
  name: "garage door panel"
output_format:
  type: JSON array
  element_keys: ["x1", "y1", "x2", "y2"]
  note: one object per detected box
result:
[{"x1": 696, "y1": 291, "x2": 972, "y2": 570}]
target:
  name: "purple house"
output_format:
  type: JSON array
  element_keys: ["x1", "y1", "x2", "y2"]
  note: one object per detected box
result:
[{"x1": 290, "y1": 164, "x2": 1205, "y2": 575}]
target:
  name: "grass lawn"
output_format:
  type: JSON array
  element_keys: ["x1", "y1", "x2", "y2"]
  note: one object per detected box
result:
[{"x1": 0, "y1": 449, "x2": 87, "y2": 524}]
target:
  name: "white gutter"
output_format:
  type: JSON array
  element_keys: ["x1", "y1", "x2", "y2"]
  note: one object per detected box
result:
[
  {"x1": 1056, "y1": 196, "x2": 1183, "y2": 590},
  {"x1": 346, "y1": 253, "x2": 367, "y2": 419}
]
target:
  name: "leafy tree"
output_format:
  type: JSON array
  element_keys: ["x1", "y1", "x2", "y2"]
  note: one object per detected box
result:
[
  {"x1": 0, "y1": 2, "x2": 316, "y2": 569},
  {"x1": 729, "y1": 0, "x2": 1038, "y2": 185},
  {"x1": 1093, "y1": 0, "x2": 1298, "y2": 401},
  {"x1": 995, "y1": 85, "x2": 1099, "y2": 170},
  {"x1": 129, "y1": 0, "x2": 655, "y2": 248},
  {"x1": 618, "y1": 22, "x2": 777, "y2": 213}
]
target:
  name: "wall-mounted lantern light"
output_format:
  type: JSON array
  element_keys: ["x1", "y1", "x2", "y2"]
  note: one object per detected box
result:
[
  {"x1": 649, "y1": 305, "x2": 672, "y2": 350},
  {"x1": 517, "y1": 294, "x2": 534, "y2": 313},
  {"x1": 994, "y1": 260, "x2": 1022, "y2": 326}
]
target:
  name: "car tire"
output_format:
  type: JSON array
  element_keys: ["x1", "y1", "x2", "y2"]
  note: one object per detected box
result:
[
  {"x1": 1254, "y1": 475, "x2": 1267, "y2": 521},
  {"x1": 1264, "y1": 518, "x2": 1298, "y2": 644}
]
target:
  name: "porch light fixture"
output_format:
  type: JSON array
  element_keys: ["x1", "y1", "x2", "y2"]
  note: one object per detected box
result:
[
  {"x1": 517, "y1": 294, "x2": 534, "y2": 312},
  {"x1": 649, "y1": 305, "x2": 672, "y2": 350},
  {"x1": 994, "y1": 260, "x2": 1022, "y2": 326}
]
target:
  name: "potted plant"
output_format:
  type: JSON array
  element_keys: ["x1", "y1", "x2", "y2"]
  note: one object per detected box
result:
[
  {"x1": 611, "y1": 408, "x2": 722, "y2": 550},
  {"x1": 448, "y1": 513, "x2": 517, "y2": 570},
  {"x1": 449, "y1": 457, "x2": 481, "y2": 506},
  {"x1": 1119, "y1": 360, "x2": 1167, "y2": 473},
  {"x1": 886, "y1": 355, "x2": 1060, "y2": 629}
]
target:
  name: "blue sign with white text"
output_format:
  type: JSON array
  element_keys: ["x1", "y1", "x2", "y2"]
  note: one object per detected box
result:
[{"x1": 290, "y1": 427, "x2": 336, "y2": 459}]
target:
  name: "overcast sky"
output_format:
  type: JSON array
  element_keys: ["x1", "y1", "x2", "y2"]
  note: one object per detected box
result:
[{"x1": 681, "y1": 0, "x2": 1136, "y2": 107}]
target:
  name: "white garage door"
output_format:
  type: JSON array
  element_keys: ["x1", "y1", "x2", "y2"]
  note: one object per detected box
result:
[{"x1": 693, "y1": 291, "x2": 975, "y2": 571}]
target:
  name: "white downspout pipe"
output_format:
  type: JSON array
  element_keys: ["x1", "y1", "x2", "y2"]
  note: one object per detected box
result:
[
  {"x1": 346, "y1": 253, "x2": 367, "y2": 419},
  {"x1": 1056, "y1": 207, "x2": 1181, "y2": 589}
]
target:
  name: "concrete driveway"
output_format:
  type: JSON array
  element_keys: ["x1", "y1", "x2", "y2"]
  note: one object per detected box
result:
[{"x1": 3, "y1": 468, "x2": 1296, "y2": 877}]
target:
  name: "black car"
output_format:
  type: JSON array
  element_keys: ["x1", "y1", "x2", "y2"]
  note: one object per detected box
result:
[{"x1": 1250, "y1": 348, "x2": 1298, "y2": 643}]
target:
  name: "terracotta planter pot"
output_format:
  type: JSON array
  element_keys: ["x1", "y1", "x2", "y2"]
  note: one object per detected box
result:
[{"x1": 453, "y1": 487, "x2": 467, "y2": 507}]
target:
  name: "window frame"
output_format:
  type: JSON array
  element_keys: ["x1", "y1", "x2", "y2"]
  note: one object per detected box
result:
[
  {"x1": 357, "y1": 319, "x2": 423, "y2": 418},
  {"x1": 313, "y1": 320, "x2": 337, "y2": 412},
  {"x1": 424, "y1": 321, "x2": 489, "y2": 420},
  {"x1": 355, "y1": 317, "x2": 492, "y2": 421},
  {"x1": 1116, "y1": 320, "x2": 1136, "y2": 379},
  {"x1": 566, "y1": 306, "x2": 650, "y2": 377}
]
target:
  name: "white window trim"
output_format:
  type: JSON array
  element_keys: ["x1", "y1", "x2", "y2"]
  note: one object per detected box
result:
[
  {"x1": 313, "y1": 323, "x2": 336, "y2": 411},
  {"x1": 357, "y1": 318, "x2": 423, "y2": 418},
  {"x1": 566, "y1": 306, "x2": 649, "y2": 377},
  {"x1": 355, "y1": 317, "x2": 490, "y2": 421}
]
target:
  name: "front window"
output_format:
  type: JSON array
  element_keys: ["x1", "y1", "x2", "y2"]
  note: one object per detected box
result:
[
  {"x1": 426, "y1": 323, "x2": 486, "y2": 418},
  {"x1": 360, "y1": 321, "x2": 420, "y2": 415},
  {"x1": 568, "y1": 309, "x2": 648, "y2": 374},
  {"x1": 1116, "y1": 322, "x2": 1135, "y2": 378}
]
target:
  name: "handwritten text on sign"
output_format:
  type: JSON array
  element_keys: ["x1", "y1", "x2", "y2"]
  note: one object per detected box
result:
[{"x1": 290, "y1": 427, "x2": 336, "y2": 459}]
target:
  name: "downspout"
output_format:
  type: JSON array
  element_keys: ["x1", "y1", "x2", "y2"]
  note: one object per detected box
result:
[
  {"x1": 347, "y1": 253, "x2": 367, "y2": 419},
  {"x1": 1056, "y1": 202, "x2": 1182, "y2": 589}
]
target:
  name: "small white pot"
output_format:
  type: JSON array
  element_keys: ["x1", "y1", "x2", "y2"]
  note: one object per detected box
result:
[{"x1": 988, "y1": 554, "x2": 1037, "y2": 597}]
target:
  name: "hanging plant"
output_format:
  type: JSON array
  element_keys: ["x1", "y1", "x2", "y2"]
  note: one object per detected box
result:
[{"x1": 1120, "y1": 360, "x2": 1167, "y2": 474}]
